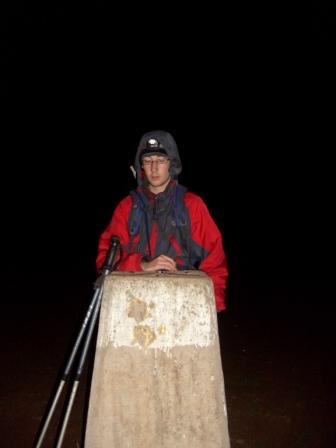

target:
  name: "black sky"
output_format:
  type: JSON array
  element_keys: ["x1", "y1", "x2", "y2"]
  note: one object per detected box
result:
[{"x1": 1, "y1": 3, "x2": 335, "y2": 306}]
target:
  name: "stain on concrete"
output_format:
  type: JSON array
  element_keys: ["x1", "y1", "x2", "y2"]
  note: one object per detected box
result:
[
  {"x1": 127, "y1": 296, "x2": 154, "y2": 323},
  {"x1": 133, "y1": 325, "x2": 156, "y2": 347},
  {"x1": 158, "y1": 324, "x2": 166, "y2": 335}
]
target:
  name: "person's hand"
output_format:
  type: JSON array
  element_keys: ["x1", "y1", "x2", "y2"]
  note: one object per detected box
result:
[{"x1": 140, "y1": 255, "x2": 177, "y2": 272}]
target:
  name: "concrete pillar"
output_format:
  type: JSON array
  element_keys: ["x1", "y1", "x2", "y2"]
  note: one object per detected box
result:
[{"x1": 85, "y1": 271, "x2": 230, "y2": 448}]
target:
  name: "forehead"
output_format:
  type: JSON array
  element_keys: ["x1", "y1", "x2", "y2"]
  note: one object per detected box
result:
[{"x1": 142, "y1": 155, "x2": 169, "y2": 160}]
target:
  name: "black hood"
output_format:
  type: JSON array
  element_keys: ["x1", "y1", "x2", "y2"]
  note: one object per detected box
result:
[{"x1": 134, "y1": 130, "x2": 182, "y2": 187}]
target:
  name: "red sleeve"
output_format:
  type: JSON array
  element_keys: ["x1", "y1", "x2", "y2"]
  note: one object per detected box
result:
[
  {"x1": 96, "y1": 196, "x2": 143, "y2": 272},
  {"x1": 185, "y1": 193, "x2": 229, "y2": 312}
]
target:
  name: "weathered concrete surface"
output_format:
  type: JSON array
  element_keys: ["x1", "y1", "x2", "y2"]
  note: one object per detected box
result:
[{"x1": 85, "y1": 271, "x2": 230, "y2": 447}]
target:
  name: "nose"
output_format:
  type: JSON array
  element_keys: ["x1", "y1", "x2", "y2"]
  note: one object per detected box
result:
[{"x1": 150, "y1": 160, "x2": 160, "y2": 171}]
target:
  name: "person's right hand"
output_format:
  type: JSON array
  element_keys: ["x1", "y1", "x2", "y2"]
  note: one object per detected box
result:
[{"x1": 140, "y1": 255, "x2": 177, "y2": 272}]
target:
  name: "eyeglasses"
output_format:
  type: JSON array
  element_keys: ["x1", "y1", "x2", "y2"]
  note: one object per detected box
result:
[{"x1": 142, "y1": 158, "x2": 170, "y2": 166}]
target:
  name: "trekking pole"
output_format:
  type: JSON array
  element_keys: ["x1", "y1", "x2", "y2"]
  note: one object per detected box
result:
[{"x1": 34, "y1": 236, "x2": 120, "y2": 448}]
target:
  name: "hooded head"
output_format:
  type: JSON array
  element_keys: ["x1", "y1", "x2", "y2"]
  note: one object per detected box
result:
[{"x1": 134, "y1": 130, "x2": 182, "y2": 187}]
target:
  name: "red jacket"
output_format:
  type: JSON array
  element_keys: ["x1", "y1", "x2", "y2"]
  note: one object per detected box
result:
[{"x1": 97, "y1": 191, "x2": 228, "y2": 311}]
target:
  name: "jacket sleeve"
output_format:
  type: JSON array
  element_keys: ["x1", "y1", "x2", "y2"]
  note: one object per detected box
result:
[
  {"x1": 186, "y1": 193, "x2": 229, "y2": 312},
  {"x1": 96, "y1": 196, "x2": 143, "y2": 272}
]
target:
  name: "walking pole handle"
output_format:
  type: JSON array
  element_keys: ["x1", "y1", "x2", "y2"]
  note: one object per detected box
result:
[{"x1": 102, "y1": 236, "x2": 120, "y2": 275}]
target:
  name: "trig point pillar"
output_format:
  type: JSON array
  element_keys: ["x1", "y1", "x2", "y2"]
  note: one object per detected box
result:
[{"x1": 85, "y1": 271, "x2": 230, "y2": 448}]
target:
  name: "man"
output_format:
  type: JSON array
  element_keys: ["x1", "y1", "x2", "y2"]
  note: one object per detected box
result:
[{"x1": 96, "y1": 130, "x2": 229, "y2": 311}]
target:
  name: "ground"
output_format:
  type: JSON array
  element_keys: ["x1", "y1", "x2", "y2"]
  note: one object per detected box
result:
[{"x1": 1, "y1": 274, "x2": 335, "y2": 447}]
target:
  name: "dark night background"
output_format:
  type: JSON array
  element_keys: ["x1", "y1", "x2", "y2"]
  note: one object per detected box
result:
[{"x1": 1, "y1": 2, "x2": 335, "y2": 447}]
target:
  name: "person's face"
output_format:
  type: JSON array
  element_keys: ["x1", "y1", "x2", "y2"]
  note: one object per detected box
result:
[{"x1": 142, "y1": 155, "x2": 171, "y2": 193}]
